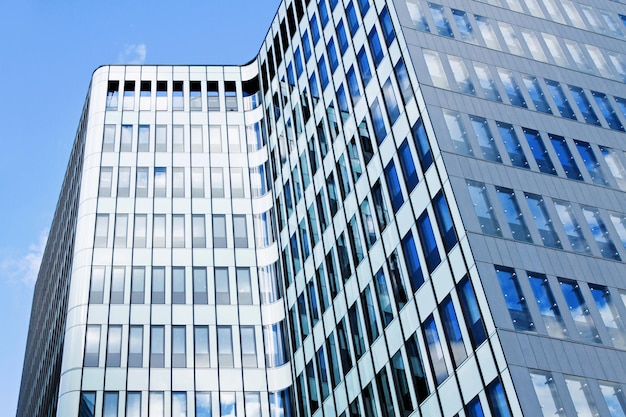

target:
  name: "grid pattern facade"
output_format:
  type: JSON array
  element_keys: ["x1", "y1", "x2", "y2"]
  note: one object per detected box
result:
[{"x1": 16, "y1": 0, "x2": 626, "y2": 416}]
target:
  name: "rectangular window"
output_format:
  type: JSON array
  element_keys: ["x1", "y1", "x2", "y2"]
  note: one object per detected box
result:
[
  {"x1": 106, "y1": 325, "x2": 122, "y2": 367},
  {"x1": 470, "y1": 115, "x2": 501, "y2": 162},
  {"x1": 120, "y1": 125, "x2": 133, "y2": 152},
  {"x1": 154, "y1": 167, "x2": 167, "y2": 198},
  {"x1": 235, "y1": 267, "x2": 253, "y2": 305},
  {"x1": 600, "y1": 147, "x2": 626, "y2": 190},
  {"x1": 356, "y1": 47, "x2": 372, "y2": 86},
  {"x1": 554, "y1": 200, "x2": 589, "y2": 253},
  {"x1": 530, "y1": 372, "x2": 564, "y2": 416},
  {"x1": 172, "y1": 214, "x2": 185, "y2": 248},
  {"x1": 440, "y1": 295, "x2": 467, "y2": 367},
  {"x1": 103, "y1": 392, "x2": 119, "y2": 417},
  {"x1": 428, "y1": 3, "x2": 452, "y2": 37},
  {"x1": 444, "y1": 110, "x2": 473, "y2": 156},
  {"x1": 589, "y1": 284, "x2": 626, "y2": 349},
  {"x1": 213, "y1": 215, "x2": 227, "y2": 248},
  {"x1": 525, "y1": 193, "x2": 562, "y2": 249},
  {"x1": 123, "y1": 80, "x2": 135, "y2": 110},
  {"x1": 191, "y1": 167, "x2": 204, "y2": 198},
  {"x1": 240, "y1": 326, "x2": 257, "y2": 367},
  {"x1": 560, "y1": 278, "x2": 601, "y2": 343},
  {"x1": 128, "y1": 325, "x2": 143, "y2": 367},
  {"x1": 417, "y1": 211, "x2": 441, "y2": 272},
  {"x1": 111, "y1": 267, "x2": 125, "y2": 304},
  {"x1": 114, "y1": 214, "x2": 128, "y2": 248},
  {"x1": 609, "y1": 213, "x2": 626, "y2": 249},
  {"x1": 194, "y1": 326, "x2": 210, "y2": 367},
  {"x1": 117, "y1": 167, "x2": 131, "y2": 197},
  {"x1": 593, "y1": 92, "x2": 624, "y2": 131},
  {"x1": 153, "y1": 214, "x2": 166, "y2": 248},
  {"x1": 172, "y1": 392, "x2": 187, "y2": 417},
  {"x1": 599, "y1": 382, "x2": 626, "y2": 417},
  {"x1": 384, "y1": 160, "x2": 404, "y2": 213},
  {"x1": 522, "y1": 75, "x2": 551, "y2": 113},
  {"x1": 155, "y1": 125, "x2": 167, "y2": 152},
  {"x1": 138, "y1": 125, "x2": 150, "y2": 152},
  {"x1": 90, "y1": 267, "x2": 105, "y2": 304},
  {"x1": 131, "y1": 267, "x2": 145, "y2": 304},
  {"x1": 218, "y1": 326, "x2": 234, "y2": 367},
  {"x1": 126, "y1": 393, "x2": 141, "y2": 417},
  {"x1": 423, "y1": 315, "x2": 448, "y2": 385},
  {"x1": 458, "y1": 277, "x2": 487, "y2": 347},
  {"x1": 215, "y1": 267, "x2": 230, "y2": 304},
  {"x1": 192, "y1": 215, "x2": 206, "y2": 248},
  {"x1": 233, "y1": 215, "x2": 248, "y2": 248},
  {"x1": 582, "y1": 207, "x2": 621, "y2": 260},
  {"x1": 401, "y1": 231, "x2": 425, "y2": 292},
  {"x1": 99, "y1": 167, "x2": 113, "y2": 197},
  {"x1": 172, "y1": 267, "x2": 185, "y2": 304},
  {"x1": 475, "y1": 15, "x2": 500, "y2": 50},
  {"x1": 133, "y1": 214, "x2": 148, "y2": 248},
  {"x1": 106, "y1": 81, "x2": 119, "y2": 109},
  {"x1": 467, "y1": 181, "x2": 501, "y2": 236},
  {"x1": 449, "y1": 55, "x2": 475, "y2": 95},
  {"x1": 172, "y1": 167, "x2": 185, "y2": 198},
  {"x1": 499, "y1": 22, "x2": 523, "y2": 56},
  {"x1": 151, "y1": 267, "x2": 165, "y2": 304},
  {"x1": 545, "y1": 80, "x2": 576, "y2": 119},
  {"x1": 94, "y1": 214, "x2": 109, "y2": 247},
  {"x1": 523, "y1": 129, "x2": 556, "y2": 174},
  {"x1": 521, "y1": 29, "x2": 548, "y2": 62},
  {"x1": 496, "y1": 266, "x2": 534, "y2": 331},
  {"x1": 497, "y1": 68, "x2": 526, "y2": 107},
  {"x1": 424, "y1": 50, "x2": 449, "y2": 89},
  {"x1": 173, "y1": 125, "x2": 184, "y2": 152},
  {"x1": 495, "y1": 187, "x2": 531, "y2": 242},
  {"x1": 150, "y1": 326, "x2": 165, "y2": 367},
  {"x1": 565, "y1": 376, "x2": 600, "y2": 416},
  {"x1": 527, "y1": 272, "x2": 567, "y2": 339},
  {"x1": 569, "y1": 86, "x2": 601, "y2": 125},
  {"x1": 550, "y1": 135, "x2": 582, "y2": 181},
  {"x1": 192, "y1": 267, "x2": 207, "y2": 304},
  {"x1": 149, "y1": 392, "x2": 164, "y2": 417},
  {"x1": 210, "y1": 167, "x2": 224, "y2": 198},
  {"x1": 496, "y1": 122, "x2": 528, "y2": 168},
  {"x1": 172, "y1": 326, "x2": 186, "y2": 367},
  {"x1": 136, "y1": 167, "x2": 148, "y2": 198},
  {"x1": 84, "y1": 325, "x2": 100, "y2": 367},
  {"x1": 451, "y1": 8, "x2": 474, "y2": 41}
]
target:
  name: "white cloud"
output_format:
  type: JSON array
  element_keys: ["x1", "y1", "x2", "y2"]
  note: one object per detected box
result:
[
  {"x1": 118, "y1": 43, "x2": 147, "y2": 64},
  {"x1": 0, "y1": 230, "x2": 48, "y2": 287}
]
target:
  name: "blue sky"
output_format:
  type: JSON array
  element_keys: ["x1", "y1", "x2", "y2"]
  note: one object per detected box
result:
[{"x1": 0, "y1": 0, "x2": 279, "y2": 412}]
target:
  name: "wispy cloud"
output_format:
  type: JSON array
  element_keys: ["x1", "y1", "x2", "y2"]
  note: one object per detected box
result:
[
  {"x1": 0, "y1": 230, "x2": 48, "y2": 287},
  {"x1": 118, "y1": 43, "x2": 147, "y2": 64}
]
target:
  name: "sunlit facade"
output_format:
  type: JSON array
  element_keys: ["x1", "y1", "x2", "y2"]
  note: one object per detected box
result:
[{"x1": 16, "y1": 0, "x2": 626, "y2": 416}]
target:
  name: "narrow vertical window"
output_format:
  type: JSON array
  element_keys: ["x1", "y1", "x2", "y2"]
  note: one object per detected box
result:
[
  {"x1": 379, "y1": 6, "x2": 395, "y2": 45},
  {"x1": 589, "y1": 284, "x2": 626, "y2": 349},
  {"x1": 575, "y1": 140, "x2": 609, "y2": 186},
  {"x1": 417, "y1": 211, "x2": 441, "y2": 272},
  {"x1": 497, "y1": 68, "x2": 526, "y2": 107},
  {"x1": 172, "y1": 214, "x2": 185, "y2": 248},
  {"x1": 213, "y1": 215, "x2": 227, "y2": 248},
  {"x1": 371, "y1": 98, "x2": 387, "y2": 144},
  {"x1": 106, "y1": 325, "x2": 122, "y2": 367},
  {"x1": 172, "y1": 326, "x2": 186, "y2": 367},
  {"x1": 458, "y1": 276, "x2": 487, "y2": 347},
  {"x1": 449, "y1": 56, "x2": 475, "y2": 95},
  {"x1": 111, "y1": 267, "x2": 125, "y2": 304},
  {"x1": 136, "y1": 168, "x2": 148, "y2": 198},
  {"x1": 150, "y1": 326, "x2": 165, "y2": 367},
  {"x1": 444, "y1": 110, "x2": 473, "y2": 156},
  {"x1": 428, "y1": 3, "x2": 452, "y2": 37},
  {"x1": 154, "y1": 167, "x2": 167, "y2": 197},
  {"x1": 522, "y1": 75, "x2": 551, "y2": 113},
  {"x1": 424, "y1": 50, "x2": 449, "y2": 89},
  {"x1": 401, "y1": 231, "x2": 425, "y2": 292},
  {"x1": 545, "y1": 80, "x2": 576, "y2": 119},
  {"x1": 530, "y1": 372, "x2": 564, "y2": 417},
  {"x1": 192, "y1": 215, "x2": 206, "y2": 248},
  {"x1": 84, "y1": 325, "x2": 101, "y2": 367},
  {"x1": 193, "y1": 268, "x2": 207, "y2": 304},
  {"x1": 218, "y1": 326, "x2": 234, "y2": 367},
  {"x1": 240, "y1": 326, "x2": 257, "y2": 367},
  {"x1": 149, "y1": 392, "x2": 164, "y2": 417},
  {"x1": 406, "y1": 0, "x2": 429, "y2": 32},
  {"x1": 173, "y1": 125, "x2": 184, "y2": 152},
  {"x1": 138, "y1": 125, "x2": 150, "y2": 152},
  {"x1": 600, "y1": 147, "x2": 626, "y2": 190},
  {"x1": 123, "y1": 80, "x2": 135, "y2": 110},
  {"x1": 395, "y1": 58, "x2": 413, "y2": 104},
  {"x1": 94, "y1": 214, "x2": 109, "y2": 247},
  {"x1": 126, "y1": 392, "x2": 141, "y2": 417},
  {"x1": 525, "y1": 193, "x2": 562, "y2": 249},
  {"x1": 440, "y1": 296, "x2": 467, "y2": 366},
  {"x1": 90, "y1": 267, "x2": 105, "y2": 304},
  {"x1": 569, "y1": 86, "x2": 601, "y2": 126},
  {"x1": 527, "y1": 272, "x2": 567, "y2": 339},
  {"x1": 423, "y1": 315, "x2": 449, "y2": 385},
  {"x1": 120, "y1": 125, "x2": 133, "y2": 152},
  {"x1": 172, "y1": 267, "x2": 185, "y2": 304},
  {"x1": 496, "y1": 122, "x2": 528, "y2": 168},
  {"x1": 128, "y1": 325, "x2": 143, "y2": 367},
  {"x1": 382, "y1": 78, "x2": 400, "y2": 124},
  {"x1": 523, "y1": 129, "x2": 556, "y2": 175},
  {"x1": 560, "y1": 278, "x2": 601, "y2": 343},
  {"x1": 172, "y1": 392, "x2": 187, "y2": 417},
  {"x1": 233, "y1": 215, "x2": 248, "y2": 248},
  {"x1": 582, "y1": 206, "x2": 621, "y2": 260},
  {"x1": 495, "y1": 266, "x2": 534, "y2": 331},
  {"x1": 117, "y1": 167, "x2": 131, "y2": 197},
  {"x1": 99, "y1": 167, "x2": 113, "y2": 197},
  {"x1": 215, "y1": 267, "x2": 230, "y2": 305},
  {"x1": 470, "y1": 115, "x2": 501, "y2": 162},
  {"x1": 405, "y1": 333, "x2": 429, "y2": 403},
  {"x1": 106, "y1": 81, "x2": 119, "y2": 109},
  {"x1": 550, "y1": 135, "x2": 582, "y2": 181},
  {"x1": 151, "y1": 267, "x2": 165, "y2": 304},
  {"x1": 475, "y1": 15, "x2": 500, "y2": 50},
  {"x1": 609, "y1": 213, "x2": 626, "y2": 249},
  {"x1": 131, "y1": 267, "x2": 145, "y2": 304},
  {"x1": 80, "y1": 392, "x2": 96, "y2": 417},
  {"x1": 384, "y1": 160, "x2": 404, "y2": 213},
  {"x1": 211, "y1": 167, "x2": 224, "y2": 198},
  {"x1": 155, "y1": 125, "x2": 167, "y2": 152},
  {"x1": 194, "y1": 326, "x2": 210, "y2": 367},
  {"x1": 553, "y1": 200, "x2": 589, "y2": 253},
  {"x1": 495, "y1": 187, "x2": 531, "y2": 242},
  {"x1": 114, "y1": 214, "x2": 128, "y2": 248},
  {"x1": 565, "y1": 376, "x2": 600, "y2": 416},
  {"x1": 599, "y1": 382, "x2": 626, "y2": 417},
  {"x1": 153, "y1": 214, "x2": 166, "y2": 248},
  {"x1": 467, "y1": 181, "x2": 501, "y2": 236}
]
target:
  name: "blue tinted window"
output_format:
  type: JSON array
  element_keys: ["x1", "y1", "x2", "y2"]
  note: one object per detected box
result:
[
  {"x1": 371, "y1": 98, "x2": 387, "y2": 144},
  {"x1": 452, "y1": 9, "x2": 475, "y2": 42},
  {"x1": 528, "y1": 273, "x2": 567, "y2": 339},
  {"x1": 440, "y1": 296, "x2": 467, "y2": 366},
  {"x1": 495, "y1": 266, "x2": 534, "y2": 331},
  {"x1": 467, "y1": 180, "x2": 501, "y2": 236},
  {"x1": 497, "y1": 68, "x2": 526, "y2": 108},
  {"x1": 433, "y1": 191, "x2": 457, "y2": 251},
  {"x1": 309, "y1": 73, "x2": 320, "y2": 103},
  {"x1": 429, "y1": 3, "x2": 453, "y2": 37},
  {"x1": 79, "y1": 392, "x2": 96, "y2": 417},
  {"x1": 382, "y1": 78, "x2": 400, "y2": 124},
  {"x1": 575, "y1": 140, "x2": 608, "y2": 186},
  {"x1": 373, "y1": 269, "x2": 394, "y2": 326},
  {"x1": 589, "y1": 284, "x2": 626, "y2": 349},
  {"x1": 357, "y1": 47, "x2": 372, "y2": 86},
  {"x1": 569, "y1": 86, "x2": 601, "y2": 126},
  {"x1": 615, "y1": 97, "x2": 626, "y2": 120},
  {"x1": 496, "y1": 122, "x2": 528, "y2": 169},
  {"x1": 559, "y1": 278, "x2": 601, "y2": 343},
  {"x1": 545, "y1": 80, "x2": 576, "y2": 120},
  {"x1": 458, "y1": 276, "x2": 487, "y2": 347},
  {"x1": 291, "y1": 233, "x2": 301, "y2": 273},
  {"x1": 287, "y1": 63, "x2": 295, "y2": 86},
  {"x1": 495, "y1": 187, "x2": 531, "y2": 243},
  {"x1": 592, "y1": 91, "x2": 625, "y2": 131},
  {"x1": 327, "y1": 39, "x2": 339, "y2": 72},
  {"x1": 522, "y1": 76, "x2": 551, "y2": 114},
  {"x1": 417, "y1": 211, "x2": 441, "y2": 272},
  {"x1": 346, "y1": 66, "x2": 360, "y2": 102},
  {"x1": 318, "y1": 56, "x2": 329, "y2": 89},
  {"x1": 554, "y1": 199, "x2": 589, "y2": 254},
  {"x1": 549, "y1": 135, "x2": 583, "y2": 181},
  {"x1": 401, "y1": 231, "x2": 424, "y2": 292},
  {"x1": 405, "y1": 333, "x2": 430, "y2": 402},
  {"x1": 384, "y1": 160, "x2": 404, "y2": 212},
  {"x1": 362, "y1": 286, "x2": 380, "y2": 341},
  {"x1": 486, "y1": 379, "x2": 512, "y2": 417},
  {"x1": 380, "y1": 6, "x2": 396, "y2": 46},
  {"x1": 357, "y1": 0, "x2": 370, "y2": 15},
  {"x1": 525, "y1": 193, "x2": 562, "y2": 249},
  {"x1": 582, "y1": 206, "x2": 621, "y2": 261},
  {"x1": 294, "y1": 47, "x2": 303, "y2": 77},
  {"x1": 319, "y1": 0, "x2": 329, "y2": 27},
  {"x1": 467, "y1": 396, "x2": 485, "y2": 417},
  {"x1": 346, "y1": 1, "x2": 359, "y2": 35},
  {"x1": 395, "y1": 58, "x2": 413, "y2": 104},
  {"x1": 302, "y1": 31, "x2": 312, "y2": 61},
  {"x1": 474, "y1": 63, "x2": 501, "y2": 102},
  {"x1": 337, "y1": 20, "x2": 349, "y2": 54},
  {"x1": 337, "y1": 85, "x2": 349, "y2": 119},
  {"x1": 523, "y1": 128, "x2": 556, "y2": 175},
  {"x1": 470, "y1": 115, "x2": 501, "y2": 162},
  {"x1": 398, "y1": 140, "x2": 419, "y2": 192},
  {"x1": 412, "y1": 118, "x2": 433, "y2": 171},
  {"x1": 423, "y1": 316, "x2": 448, "y2": 385},
  {"x1": 368, "y1": 27, "x2": 384, "y2": 66},
  {"x1": 310, "y1": 14, "x2": 320, "y2": 44}
]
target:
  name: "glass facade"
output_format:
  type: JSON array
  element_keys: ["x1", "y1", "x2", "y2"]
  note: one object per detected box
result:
[{"x1": 16, "y1": 0, "x2": 626, "y2": 417}]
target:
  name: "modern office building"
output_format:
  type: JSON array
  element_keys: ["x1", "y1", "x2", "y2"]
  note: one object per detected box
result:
[{"x1": 16, "y1": 0, "x2": 626, "y2": 416}]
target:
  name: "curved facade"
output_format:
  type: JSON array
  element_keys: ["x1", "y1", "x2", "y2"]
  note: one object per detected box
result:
[{"x1": 17, "y1": 0, "x2": 626, "y2": 416}]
